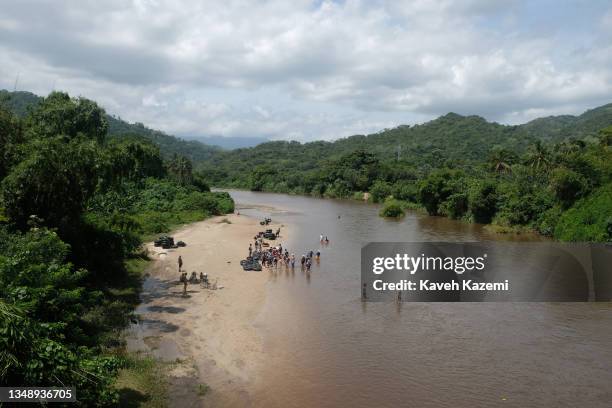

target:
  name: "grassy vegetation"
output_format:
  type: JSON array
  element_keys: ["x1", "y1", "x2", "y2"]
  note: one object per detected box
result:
[{"x1": 114, "y1": 354, "x2": 170, "y2": 408}]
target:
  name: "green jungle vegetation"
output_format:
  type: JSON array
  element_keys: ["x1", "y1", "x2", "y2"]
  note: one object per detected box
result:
[
  {"x1": 198, "y1": 106, "x2": 612, "y2": 242},
  {"x1": 0, "y1": 89, "x2": 610, "y2": 405},
  {"x1": 0, "y1": 90, "x2": 221, "y2": 163},
  {"x1": 3, "y1": 90, "x2": 611, "y2": 243},
  {"x1": 0, "y1": 91, "x2": 233, "y2": 405}
]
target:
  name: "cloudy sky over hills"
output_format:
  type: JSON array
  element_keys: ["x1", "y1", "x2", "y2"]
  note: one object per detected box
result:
[{"x1": 1, "y1": 0, "x2": 611, "y2": 141}]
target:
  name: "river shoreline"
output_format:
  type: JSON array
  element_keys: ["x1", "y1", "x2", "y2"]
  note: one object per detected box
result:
[
  {"x1": 124, "y1": 190, "x2": 610, "y2": 408},
  {"x1": 126, "y1": 212, "x2": 291, "y2": 407},
  {"x1": 215, "y1": 187, "x2": 545, "y2": 240}
]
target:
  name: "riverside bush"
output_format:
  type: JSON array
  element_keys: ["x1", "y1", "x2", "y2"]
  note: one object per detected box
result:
[
  {"x1": 554, "y1": 184, "x2": 612, "y2": 241},
  {"x1": 380, "y1": 199, "x2": 405, "y2": 218}
]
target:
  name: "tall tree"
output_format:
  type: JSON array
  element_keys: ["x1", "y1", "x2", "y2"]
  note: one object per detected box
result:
[
  {"x1": 488, "y1": 148, "x2": 517, "y2": 174},
  {"x1": 1, "y1": 138, "x2": 101, "y2": 231},
  {"x1": 25, "y1": 92, "x2": 108, "y2": 143},
  {"x1": 166, "y1": 154, "x2": 194, "y2": 185},
  {"x1": 0, "y1": 105, "x2": 22, "y2": 179},
  {"x1": 525, "y1": 141, "x2": 551, "y2": 171}
]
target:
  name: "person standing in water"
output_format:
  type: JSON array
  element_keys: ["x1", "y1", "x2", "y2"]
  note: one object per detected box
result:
[{"x1": 178, "y1": 255, "x2": 183, "y2": 272}]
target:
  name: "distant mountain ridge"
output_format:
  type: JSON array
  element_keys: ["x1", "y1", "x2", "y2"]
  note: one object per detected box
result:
[
  {"x1": 197, "y1": 103, "x2": 612, "y2": 186},
  {"x1": 2, "y1": 90, "x2": 611, "y2": 168},
  {"x1": 193, "y1": 135, "x2": 270, "y2": 149},
  {"x1": 518, "y1": 103, "x2": 612, "y2": 141}
]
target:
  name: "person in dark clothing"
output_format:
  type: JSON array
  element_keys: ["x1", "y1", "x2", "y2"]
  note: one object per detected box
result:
[{"x1": 179, "y1": 272, "x2": 187, "y2": 295}]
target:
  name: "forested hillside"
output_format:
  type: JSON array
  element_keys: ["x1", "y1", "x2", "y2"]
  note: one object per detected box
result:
[
  {"x1": 3, "y1": 90, "x2": 611, "y2": 242},
  {"x1": 199, "y1": 103, "x2": 612, "y2": 183},
  {"x1": 518, "y1": 103, "x2": 612, "y2": 142},
  {"x1": 0, "y1": 91, "x2": 233, "y2": 404},
  {"x1": 199, "y1": 107, "x2": 612, "y2": 243},
  {"x1": 0, "y1": 90, "x2": 220, "y2": 162}
]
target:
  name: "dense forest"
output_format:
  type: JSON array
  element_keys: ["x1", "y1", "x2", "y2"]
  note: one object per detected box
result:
[
  {"x1": 198, "y1": 105, "x2": 612, "y2": 242},
  {"x1": 0, "y1": 91, "x2": 233, "y2": 405},
  {"x1": 0, "y1": 90, "x2": 221, "y2": 162},
  {"x1": 3, "y1": 90, "x2": 611, "y2": 243}
]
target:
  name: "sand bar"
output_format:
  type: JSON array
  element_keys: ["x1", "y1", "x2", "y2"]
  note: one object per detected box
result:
[{"x1": 130, "y1": 213, "x2": 290, "y2": 407}]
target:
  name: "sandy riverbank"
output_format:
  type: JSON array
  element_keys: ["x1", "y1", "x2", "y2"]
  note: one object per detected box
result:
[{"x1": 131, "y1": 213, "x2": 290, "y2": 407}]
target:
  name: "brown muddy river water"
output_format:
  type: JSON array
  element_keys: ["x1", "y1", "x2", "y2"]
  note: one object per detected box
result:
[{"x1": 227, "y1": 190, "x2": 612, "y2": 408}]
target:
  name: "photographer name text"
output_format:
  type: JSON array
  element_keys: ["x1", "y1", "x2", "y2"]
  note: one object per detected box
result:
[{"x1": 372, "y1": 279, "x2": 509, "y2": 292}]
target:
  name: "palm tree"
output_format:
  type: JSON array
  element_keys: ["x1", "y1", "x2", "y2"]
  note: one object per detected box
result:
[
  {"x1": 525, "y1": 141, "x2": 551, "y2": 171},
  {"x1": 168, "y1": 154, "x2": 193, "y2": 185},
  {"x1": 488, "y1": 148, "x2": 516, "y2": 174},
  {"x1": 599, "y1": 126, "x2": 612, "y2": 147}
]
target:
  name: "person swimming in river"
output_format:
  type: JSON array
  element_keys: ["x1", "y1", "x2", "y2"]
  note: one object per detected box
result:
[{"x1": 316, "y1": 250, "x2": 321, "y2": 261}]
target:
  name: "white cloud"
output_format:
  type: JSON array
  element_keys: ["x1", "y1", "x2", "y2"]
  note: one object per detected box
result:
[{"x1": 0, "y1": 0, "x2": 611, "y2": 141}]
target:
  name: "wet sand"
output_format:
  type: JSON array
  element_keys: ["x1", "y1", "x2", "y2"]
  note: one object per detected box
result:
[{"x1": 131, "y1": 213, "x2": 289, "y2": 407}]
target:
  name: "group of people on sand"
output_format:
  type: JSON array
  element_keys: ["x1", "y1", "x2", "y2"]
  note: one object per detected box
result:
[
  {"x1": 174, "y1": 221, "x2": 330, "y2": 296},
  {"x1": 177, "y1": 255, "x2": 210, "y2": 295},
  {"x1": 247, "y1": 228, "x2": 327, "y2": 272},
  {"x1": 254, "y1": 246, "x2": 321, "y2": 272}
]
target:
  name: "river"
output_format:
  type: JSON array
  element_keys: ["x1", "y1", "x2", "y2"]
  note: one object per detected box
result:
[{"x1": 228, "y1": 190, "x2": 612, "y2": 408}]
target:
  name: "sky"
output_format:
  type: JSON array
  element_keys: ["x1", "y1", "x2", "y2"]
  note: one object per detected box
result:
[{"x1": 1, "y1": 0, "x2": 611, "y2": 142}]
